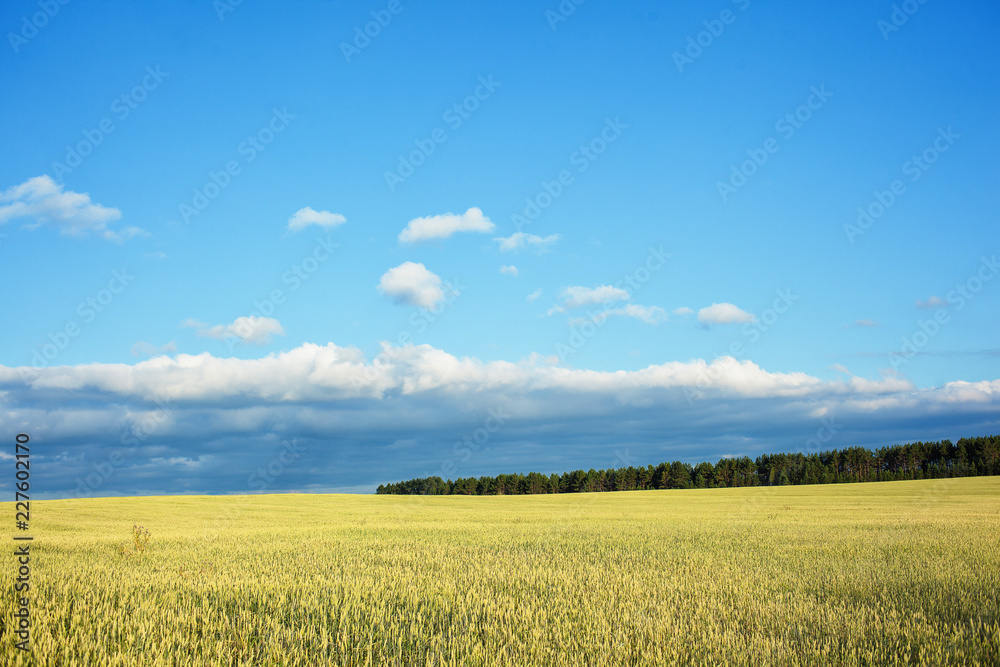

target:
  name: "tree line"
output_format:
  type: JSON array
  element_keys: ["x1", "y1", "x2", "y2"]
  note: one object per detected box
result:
[{"x1": 375, "y1": 434, "x2": 1000, "y2": 495}]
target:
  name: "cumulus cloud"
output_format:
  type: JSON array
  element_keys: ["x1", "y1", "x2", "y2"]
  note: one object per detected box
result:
[
  {"x1": 492, "y1": 232, "x2": 560, "y2": 253},
  {"x1": 673, "y1": 307, "x2": 693, "y2": 316},
  {"x1": 183, "y1": 316, "x2": 285, "y2": 345},
  {"x1": 2, "y1": 342, "x2": 919, "y2": 407},
  {"x1": 916, "y1": 296, "x2": 947, "y2": 309},
  {"x1": 575, "y1": 304, "x2": 668, "y2": 325},
  {"x1": 527, "y1": 288, "x2": 543, "y2": 303},
  {"x1": 398, "y1": 207, "x2": 494, "y2": 243},
  {"x1": 698, "y1": 303, "x2": 755, "y2": 325},
  {"x1": 562, "y1": 285, "x2": 629, "y2": 309},
  {"x1": 3, "y1": 341, "x2": 998, "y2": 497},
  {"x1": 287, "y1": 207, "x2": 346, "y2": 232},
  {"x1": 377, "y1": 261, "x2": 444, "y2": 308},
  {"x1": 0, "y1": 175, "x2": 141, "y2": 242},
  {"x1": 500, "y1": 265, "x2": 518, "y2": 277}
]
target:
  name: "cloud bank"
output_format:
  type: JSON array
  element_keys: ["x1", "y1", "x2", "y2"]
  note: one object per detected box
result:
[{"x1": 2, "y1": 342, "x2": 997, "y2": 499}]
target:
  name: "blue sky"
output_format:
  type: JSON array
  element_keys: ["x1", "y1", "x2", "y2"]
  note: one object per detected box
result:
[{"x1": 1, "y1": 0, "x2": 998, "y2": 497}]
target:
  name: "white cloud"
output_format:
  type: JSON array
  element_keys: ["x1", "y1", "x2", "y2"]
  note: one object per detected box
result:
[
  {"x1": 118, "y1": 226, "x2": 149, "y2": 240},
  {"x1": 0, "y1": 175, "x2": 138, "y2": 241},
  {"x1": 287, "y1": 207, "x2": 346, "y2": 232},
  {"x1": 183, "y1": 316, "x2": 285, "y2": 345},
  {"x1": 143, "y1": 251, "x2": 168, "y2": 261},
  {"x1": 527, "y1": 288, "x2": 543, "y2": 303},
  {"x1": 377, "y1": 261, "x2": 444, "y2": 308},
  {"x1": 698, "y1": 303, "x2": 755, "y2": 325},
  {"x1": 549, "y1": 285, "x2": 632, "y2": 316},
  {"x1": 398, "y1": 207, "x2": 494, "y2": 243},
  {"x1": 500, "y1": 265, "x2": 518, "y2": 277},
  {"x1": 562, "y1": 285, "x2": 630, "y2": 309},
  {"x1": 916, "y1": 296, "x2": 947, "y2": 309},
  {"x1": 852, "y1": 319, "x2": 879, "y2": 328},
  {"x1": 5, "y1": 341, "x2": 1000, "y2": 497},
  {"x1": 131, "y1": 341, "x2": 177, "y2": 358},
  {"x1": 578, "y1": 304, "x2": 667, "y2": 325},
  {"x1": 492, "y1": 232, "x2": 560, "y2": 252},
  {"x1": 673, "y1": 307, "x2": 693, "y2": 316},
  {"x1": 3, "y1": 342, "x2": 921, "y2": 406}
]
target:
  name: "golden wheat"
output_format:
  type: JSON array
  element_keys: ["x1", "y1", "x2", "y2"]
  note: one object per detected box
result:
[{"x1": 2, "y1": 477, "x2": 998, "y2": 665}]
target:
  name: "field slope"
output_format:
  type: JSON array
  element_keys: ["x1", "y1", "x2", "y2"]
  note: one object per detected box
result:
[{"x1": 3, "y1": 478, "x2": 999, "y2": 666}]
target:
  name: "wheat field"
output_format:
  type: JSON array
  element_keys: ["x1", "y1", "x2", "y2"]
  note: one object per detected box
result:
[{"x1": 2, "y1": 477, "x2": 998, "y2": 666}]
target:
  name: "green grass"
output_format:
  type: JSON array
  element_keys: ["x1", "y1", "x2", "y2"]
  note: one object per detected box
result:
[{"x1": 3, "y1": 478, "x2": 999, "y2": 665}]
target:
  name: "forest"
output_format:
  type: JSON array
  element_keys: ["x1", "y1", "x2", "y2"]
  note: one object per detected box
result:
[{"x1": 375, "y1": 434, "x2": 1000, "y2": 495}]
